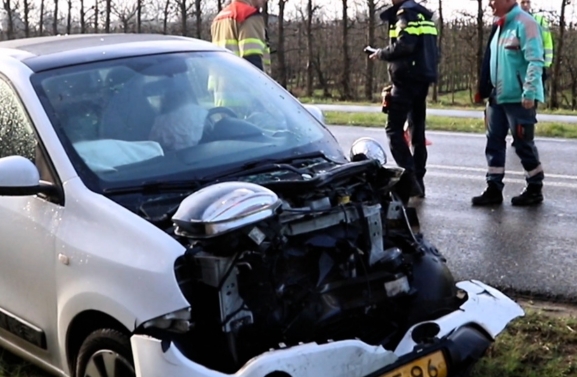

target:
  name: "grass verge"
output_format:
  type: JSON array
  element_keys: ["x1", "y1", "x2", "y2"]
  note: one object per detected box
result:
[
  {"x1": 324, "y1": 112, "x2": 577, "y2": 139},
  {"x1": 0, "y1": 306, "x2": 575, "y2": 377},
  {"x1": 471, "y1": 309, "x2": 577, "y2": 377},
  {"x1": 298, "y1": 91, "x2": 577, "y2": 116}
]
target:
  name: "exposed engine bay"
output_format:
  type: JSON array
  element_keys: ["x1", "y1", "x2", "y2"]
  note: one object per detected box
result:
[{"x1": 141, "y1": 158, "x2": 463, "y2": 373}]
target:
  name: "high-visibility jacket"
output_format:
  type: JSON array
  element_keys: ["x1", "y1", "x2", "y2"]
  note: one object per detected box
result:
[
  {"x1": 378, "y1": 0, "x2": 438, "y2": 84},
  {"x1": 532, "y1": 13, "x2": 554, "y2": 68},
  {"x1": 210, "y1": 0, "x2": 271, "y2": 73}
]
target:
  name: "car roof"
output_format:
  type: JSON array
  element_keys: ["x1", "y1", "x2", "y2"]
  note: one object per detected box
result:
[{"x1": 0, "y1": 34, "x2": 223, "y2": 72}]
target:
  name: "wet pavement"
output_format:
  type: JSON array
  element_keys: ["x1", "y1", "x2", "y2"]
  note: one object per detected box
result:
[{"x1": 330, "y1": 125, "x2": 577, "y2": 301}]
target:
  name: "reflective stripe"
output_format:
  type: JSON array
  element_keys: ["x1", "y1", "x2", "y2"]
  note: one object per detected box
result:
[
  {"x1": 488, "y1": 167, "x2": 505, "y2": 174},
  {"x1": 404, "y1": 21, "x2": 438, "y2": 36},
  {"x1": 214, "y1": 39, "x2": 241, "y2": 55},
  {"x1": 239, "y1": 38, "x2": 267, "y2": 57},
  {"x1": 526, "y1": 164, "x2": 544, "y2": 178}
]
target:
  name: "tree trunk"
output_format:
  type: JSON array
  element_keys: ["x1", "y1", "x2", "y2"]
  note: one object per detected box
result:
[
  {"x1": 475, "y1": 0, "x2": 483, "y2": 86},
  {"x1": 53, "y1": 0, "x2": 58, "y2": 35},
  {"x1": 550, "y1": 0, "x2": 567, "y2": 109},
  {"x1": 217, "y1": 0, "x2": 222, "y2": 12},
  {"x1": 305, "y1": 0, "x2": 314, "y2": 97},
  {"x1": 194, "y1": 0, "x2": 201, "y2": 39},
  {"x1": 80, "y1": 0, "x2": 85, "y2": 33},
  {"x1": 277, "y1": 0, "x2": 288, "y2": 88},
  {"x1": 432, "y1": 0, "x2": 444, "y2": 102},
  {"x1": 24, "y1": 0, "x2": 30, "y2": 37},
  {"x1": 163, "y1": 0, "x2": 170, "y2": 34},
  {"x1": 4, "y1": 0, "x2": 14, "y2": 39},
  {"x1": 67, "y1": 0, "x2": 72, "y2": 34},
  {"x1": 40, "y1": 0, "x2": 45, "y2": 35},
  {"x1": 105, "y1": 0, "x2": 111, "y2": 33},
  {"x1": 94, "y1": 0, "x2": 99, "y2": 32},
  {"x1": 340, "y1": 0, "x2": 353, "y2": 100},
  {"x1": 137, "y1": 0, "x2": 142, "y2": 33},
  {"x1": 180, "y1": 0, "x2": 187, "y2": 36},
  {"x1": 364, "y1": 0, "x2": 376, "y2": 101}
]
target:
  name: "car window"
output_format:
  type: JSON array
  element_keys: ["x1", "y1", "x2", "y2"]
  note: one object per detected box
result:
[
  {"x1": 0, "y1": 78, "x2": 37, "y2": 162},
  {"x1": 31, "y1": 52, "x2": 344, "y2": 192}
]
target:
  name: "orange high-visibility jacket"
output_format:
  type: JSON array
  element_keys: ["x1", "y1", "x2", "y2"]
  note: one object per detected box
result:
[{"x1": 211, "y1": 0, "x2": 271, "y2": 73}]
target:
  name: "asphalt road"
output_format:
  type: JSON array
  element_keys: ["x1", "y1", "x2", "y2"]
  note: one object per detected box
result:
[
  {"x1": 329, "y1": 125, "x2": 577, "y2": 302},
  {"x1": 315, "y1": 104, "x2": 577, "y2": 123}
]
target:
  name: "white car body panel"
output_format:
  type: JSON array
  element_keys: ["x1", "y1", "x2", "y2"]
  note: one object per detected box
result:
[
  {"x1": 53, "y1": 177, "x2": 190, "y2": 371},
  {"x1": 130, "y1": 280, "x2": 524, "y2": 377},
  {"x1": 394, "y1": 280, "x2": 525, "y2": 355}
]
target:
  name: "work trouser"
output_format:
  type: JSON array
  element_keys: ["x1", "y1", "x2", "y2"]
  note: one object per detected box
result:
[
  {"x1": 485, "y1": 97, "x2": 544, "y2": 190},
  {"x1": 385, "y1": 80, "x2": 430, "y2": 179}
]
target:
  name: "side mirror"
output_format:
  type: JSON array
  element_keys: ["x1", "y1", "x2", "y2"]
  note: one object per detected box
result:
[
  {"x1": 0, "y1": 156, "x2": 43, "y2": 196},
  {"x1": 303, "y1": 104, "x2": 325, "y2": 124},
  {"x1": 350, "y1": 137, "x2": 387, "y2": 165}
]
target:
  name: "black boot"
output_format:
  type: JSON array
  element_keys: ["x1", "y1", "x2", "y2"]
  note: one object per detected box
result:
[
  {"x1": 511, "y1": 184, "x2": 543, "y2": 206},
  {"x1": 472, "y1": 183, "x2": 503, "y2": 206}
]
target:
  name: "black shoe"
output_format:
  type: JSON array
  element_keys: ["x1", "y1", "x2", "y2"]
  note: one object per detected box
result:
[
  {"x1": 472, "y1": 183, "x2": 503, "y2": 206},
  {"x1": 511, "y1": 184, "x2": 543, "y2": 206}
]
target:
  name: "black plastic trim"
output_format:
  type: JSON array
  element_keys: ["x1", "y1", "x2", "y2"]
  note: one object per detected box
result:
[
  {"x1": 365, "y1": 325, "x2": 492, "y2": 377},
  {"x1": 0, "y1": 306, "x2": 47, "y2": 349}
]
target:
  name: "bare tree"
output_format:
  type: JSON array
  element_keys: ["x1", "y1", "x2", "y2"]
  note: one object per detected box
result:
[
  {"x1": 94, "y1": 0, "x2": 99, "y2": 32},
  {"x1": 551, "y1": 0, "x2": 568, "y2": 109},
  {"x1": 340, "y1": 0, "x2": 353, "y2": 100},
  {"x1": 364, "y1": 0, "x2": 377, "y2": 100},
  {"x1": 53, "y1": 0, "x2": 58, "y2": 34},
  {"x1": 66, "y1": 0, "x2": 72, "y2": 34},
  {"x1": 137, "y1": 0, "x2": 142, "y2": 33},
  {"x1": 304, "y1": 0, "x2": 317, "y2": 97},
  {"x1": 23, "y1": 0, "x2": 30, "y2": 37},
  {"x1": 2, "y1": 0, "x2": 13, "y2": 38},
  {"x1": 39, "y1": 0, "x2": 45, "y2": 35},
  {"x1": 432, "y1": 0, "x2": 443, "y2": 102},
  {"x1": 276, "y1": 0, "x2": 289, "y2": 87},
  {"x1": 194, "y1": 0, "x2": 201, "y2": 39},
  {"x1": 163, "y1": 0, "x2": 170, "y2": 34},
  {"x1": 105, "y1": 0, "x2": 111, "y2": 33},
  {"x1": 475, "y1": 0, "x2": 483, "y2": 87}
]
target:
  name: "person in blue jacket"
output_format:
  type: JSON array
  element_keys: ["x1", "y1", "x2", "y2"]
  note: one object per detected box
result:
[{"x1": 472, "y1": 0, "x2": 545, "y2": 206}]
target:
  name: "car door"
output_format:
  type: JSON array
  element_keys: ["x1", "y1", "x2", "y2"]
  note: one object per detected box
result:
[{"x1": 0, "y1": 76, "x2": 61, "y2": 364}]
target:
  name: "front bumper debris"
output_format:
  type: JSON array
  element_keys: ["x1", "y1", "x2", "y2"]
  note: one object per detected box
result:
[{"x1": 130, "y1": 280, "x2": 524, "y2": 377}]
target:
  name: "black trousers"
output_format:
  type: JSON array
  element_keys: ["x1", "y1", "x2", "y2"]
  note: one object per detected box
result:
[{"x1": 385, "y1": 80, "x2": 430, "y2": 179}]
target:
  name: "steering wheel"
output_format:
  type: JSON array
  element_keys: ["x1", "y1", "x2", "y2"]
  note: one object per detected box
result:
[{"x1": 202, "y1": 106, "x2": 239, "y2": 141}]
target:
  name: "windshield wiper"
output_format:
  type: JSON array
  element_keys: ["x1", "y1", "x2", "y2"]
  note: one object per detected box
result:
[
  {"x1": 103, "y1": 180, "x2": 203, "y2": 196},
  {"x1": 200, "y1": 151, "x2": 331, "y2": 182}
]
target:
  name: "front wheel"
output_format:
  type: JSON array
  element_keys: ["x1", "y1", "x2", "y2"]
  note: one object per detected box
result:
[{"x1": 75, "y1": 329, "x2": 135, "y2": 377}]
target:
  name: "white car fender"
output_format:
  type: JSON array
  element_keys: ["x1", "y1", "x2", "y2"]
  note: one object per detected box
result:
[{"x1": 55, "y1": 178, "x2": 190, "y2": 366}]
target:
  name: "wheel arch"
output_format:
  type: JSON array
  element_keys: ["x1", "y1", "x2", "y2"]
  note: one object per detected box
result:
[{"x1": 65, "y1": 310, "x2": 132, "y2": 376}]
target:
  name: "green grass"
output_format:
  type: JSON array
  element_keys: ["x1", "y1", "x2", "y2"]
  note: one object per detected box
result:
[
  {"x1": 324, "y1": 112, "x2": 577, "y2": 139},
  {"x1": 471, "y1": 310, "x2": 577, "y2": 377},
  {"x1": 298, "y1": 89, "x2": 577, "y2": 116}
]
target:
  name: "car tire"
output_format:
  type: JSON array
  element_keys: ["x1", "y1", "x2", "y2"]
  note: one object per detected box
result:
[{"x1": 75, "y1": 328, "x2": 135, "y2": 377}]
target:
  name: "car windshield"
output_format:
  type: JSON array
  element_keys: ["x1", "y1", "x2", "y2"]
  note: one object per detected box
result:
[{"x1": 31, "y1": 51, "x2": 345, "y2": 192}]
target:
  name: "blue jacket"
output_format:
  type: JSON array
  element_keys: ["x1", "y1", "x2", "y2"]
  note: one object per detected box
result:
[{"x1": 478, "y1": 5, "x2": 544, "y2": 104}]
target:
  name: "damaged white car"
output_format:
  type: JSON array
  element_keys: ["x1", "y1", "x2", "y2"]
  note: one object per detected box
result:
[{"x1": 0, "y1": 34, "x2": 523, "y2": 377}]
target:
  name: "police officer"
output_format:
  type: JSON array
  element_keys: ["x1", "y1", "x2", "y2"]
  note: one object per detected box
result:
[{"x1": 370, "y1": 0, "x2": 438, "y2": 199}]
